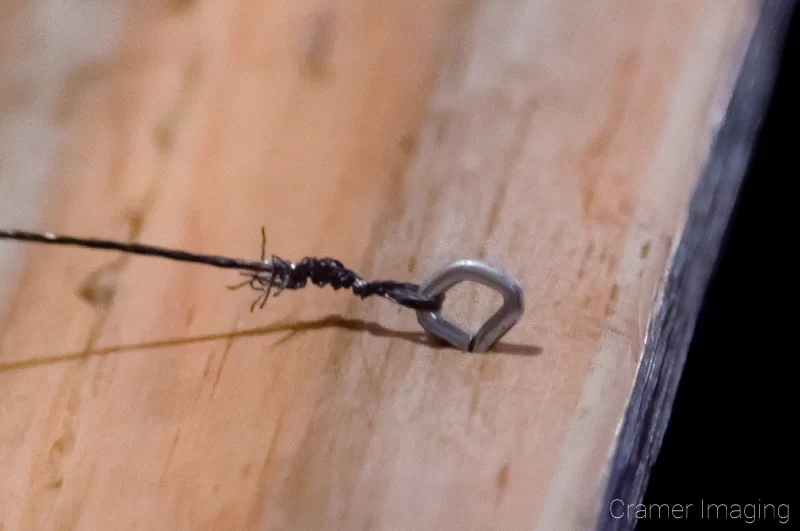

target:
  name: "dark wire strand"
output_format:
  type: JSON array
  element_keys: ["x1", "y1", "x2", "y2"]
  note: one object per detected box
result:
[
  {"x1": 0, "y1": 228, "x2": 443, "y2": 312},
  {"x1": 0, "y1": 229, "x2": 273, "y2": 272}
]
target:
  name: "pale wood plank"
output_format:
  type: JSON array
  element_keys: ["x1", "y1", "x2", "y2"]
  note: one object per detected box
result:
[
  {"x1": 599, "y1": 3, "x2": 796, "y2": 529},
  {"x1": 0, "y1": 1, "x2": 769, "y2": 530}
]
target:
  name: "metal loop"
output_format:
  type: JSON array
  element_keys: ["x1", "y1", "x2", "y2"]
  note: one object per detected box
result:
[{"x1": 415, "y1": 260, "x2": 524, "y2": 352}]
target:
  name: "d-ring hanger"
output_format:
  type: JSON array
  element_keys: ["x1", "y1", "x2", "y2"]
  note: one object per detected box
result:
[
  {"x1": 415, "y1": 260, "x2": 524, "y2": 352},
  {"x1": 0, "y1": 230, "x2": 524, "y2": 352}
]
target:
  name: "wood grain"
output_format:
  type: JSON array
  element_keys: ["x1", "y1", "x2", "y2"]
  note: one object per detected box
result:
[
  {"x1": 599, "y1": 3, "x2": 795, "y2": 529},
  {"x1": 0, "y1": 1, "x2": 770, "y2": 530}
]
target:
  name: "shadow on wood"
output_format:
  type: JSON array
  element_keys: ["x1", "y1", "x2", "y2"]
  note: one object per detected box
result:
[{"x1": 0, "y1": 315, "x2": 543, "y2": 374}]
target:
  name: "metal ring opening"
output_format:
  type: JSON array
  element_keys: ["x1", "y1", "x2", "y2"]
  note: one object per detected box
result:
[{"x1": 415, "y1": 260, "x2": 524, "y2": 352}]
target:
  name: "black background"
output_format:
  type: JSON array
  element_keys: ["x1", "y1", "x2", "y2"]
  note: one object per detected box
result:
[{"x1": 637, "y1": 6, "x2": 798, "y2": 531}]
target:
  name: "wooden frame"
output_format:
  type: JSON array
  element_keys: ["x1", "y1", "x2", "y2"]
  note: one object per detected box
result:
[{"x1": 1, "y1": 1, "x2": 792, "y2": 529}]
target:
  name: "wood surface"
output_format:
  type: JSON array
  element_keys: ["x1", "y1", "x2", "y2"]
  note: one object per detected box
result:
[
  {"x1": 0, "y1": 1, "x2": 769, "y2": 530},
  {"x1": 599, "y1": 3, "x2": 795, "y2": 529}
]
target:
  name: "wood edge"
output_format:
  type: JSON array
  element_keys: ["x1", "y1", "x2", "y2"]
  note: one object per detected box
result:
[{"x1": 595, "y1": 2, "x2": 797, "y2": 529}]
